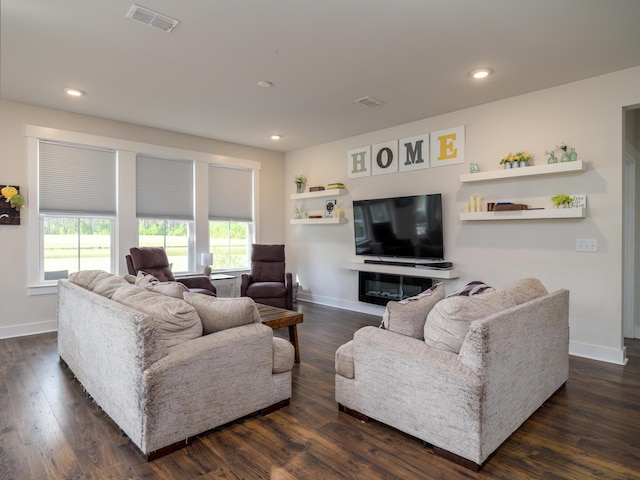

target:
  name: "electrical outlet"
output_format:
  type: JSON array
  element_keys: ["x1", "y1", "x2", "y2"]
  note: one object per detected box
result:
[{"x1": 576, "y1": 239, "x2": 597, "y2": 252}]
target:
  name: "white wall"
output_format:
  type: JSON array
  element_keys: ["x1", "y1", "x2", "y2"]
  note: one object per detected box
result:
[
  {"x1": 285, "y1": 66, "x2": 640, "y2": 365},
  {"x1": 0, "y1": 100, "x2": 286, "y2": 338}
]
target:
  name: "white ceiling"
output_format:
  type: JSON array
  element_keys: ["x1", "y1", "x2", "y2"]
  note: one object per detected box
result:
[{"x1": 2, "y1": 0, "x2": 640, "y2": 153}]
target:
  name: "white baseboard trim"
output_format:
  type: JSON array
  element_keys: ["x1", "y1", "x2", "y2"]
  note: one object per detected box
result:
[
  {"x1": 0, "y1": 320, "x2": 57, "y2": 340},
  {"x1": 569, "y1": 341, "x2": 627, "y2": 365},
  {"x1": 296, "y1": 292, "x2": 384, "y2": 317}
]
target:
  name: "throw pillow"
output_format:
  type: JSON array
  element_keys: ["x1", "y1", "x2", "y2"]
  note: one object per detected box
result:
[
  {"x1": 91, "y1": 275, "x2": 130, "y2": 298},
  {"x1": 134, "y1": 270, "x2": 187, "y2": 298},
  {"x1": 499, "y1": 278, "x2": 548, "y2": 305},
  {"x1": 183, "y1": 293, "x2": 261, "y2": 334},
  {"x1": 112, "y1": 284, "x2": 202, "y2": 350},
  {"x1": 380, "y1": 283, "x2": 445, "y2": 339},
  {"x1": 424, "y1": 290, "x2": 516, "y2": 354},
  {"x1": 135, "y1": 271, "x2": 158, "y2": 287},
  {"x1": 447, "y1": 280, "x2": 494, "y2": 297},
  {"x1": 69, "y1": 270, "x2": 114, "y2": 291}
]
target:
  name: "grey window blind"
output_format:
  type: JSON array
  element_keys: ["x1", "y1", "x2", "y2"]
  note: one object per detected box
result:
[
  {"x1": 208, "y1": 166, "x2": 253, "y2": 222},
  {"x1": 136, "y1": 155, "x2": 194, "y2": 219},
  {"x1": 39, "y1": 140, "x2": 116, "y2": 215}
]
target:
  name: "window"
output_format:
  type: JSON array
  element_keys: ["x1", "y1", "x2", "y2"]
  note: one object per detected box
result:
[
  {"x1": 43, "y1": 217, "x2": 112, "y2": 278},
  {"x1": 208, "y1": 166, "x2": 254, "y2": 271},
  {"x1": 209, "y1": 221, "x2": 250, "y2": 269},
  {"x1": 136, "y1": 155, "x2": 194, "y2": 272},
  {"x1": 138, "y1": 218, "x2": 190, "y2": 273},
  {"x1": 38, "y1": 141, "x2": 116, "y2": 281},
  {"x1": 27, "y1": 125, "x2": 261, "y2": 295}
]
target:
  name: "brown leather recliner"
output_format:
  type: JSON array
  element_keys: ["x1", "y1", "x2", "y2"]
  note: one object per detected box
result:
[
  {"x1": 241, "y1": 244, "x2": 293, "y2": 309},
  {"x1": 126, "y1": 247, "x2": 216, "y2": 296}
]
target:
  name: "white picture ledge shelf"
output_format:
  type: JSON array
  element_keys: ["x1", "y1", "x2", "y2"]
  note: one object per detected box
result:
[
  {"x1": 291, "y1": 217, "x2": 347, "y2": 225},
  {"x1": 459, "y1": 160, "x2": 585, "y2": 183},
  {"x1": 460, "y1": 207, "x2": 586, "y2": 221},
  {"x1": 290, "y1": 188, "x2": 346, "y2": 200},
  {"x1": 342, "y1": 262, "x2": 459, "y2": 280}
]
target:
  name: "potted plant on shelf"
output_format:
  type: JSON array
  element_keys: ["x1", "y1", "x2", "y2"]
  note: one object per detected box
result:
[
  {"x1": 500, "y1": 151, "x2": 532, "y2": 169},
  {"x1": 551, "y1": 194, "x2": 573, "y2": 208},
  {"x1": 294, "y1": 174, "x2": 307, "y2": 194}
]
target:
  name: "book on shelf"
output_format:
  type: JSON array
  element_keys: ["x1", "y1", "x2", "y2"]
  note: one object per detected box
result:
[{"x1": 326, "y1": 183, "x2": 345, "y2": 189}]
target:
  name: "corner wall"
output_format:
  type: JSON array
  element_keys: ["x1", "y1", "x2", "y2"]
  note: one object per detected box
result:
[
  {"x1": 285, "y1": 66, "x2": 640, "y2": 364},
  {"x1": 0, "y1": 100, "x2": 286, "y2": 338}
]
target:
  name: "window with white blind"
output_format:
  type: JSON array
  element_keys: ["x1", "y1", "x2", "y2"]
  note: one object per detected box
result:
[
  {"x1": 38, "y1": 140, "x2": 117, "y2": 280},
  {"x1": 136, "y1": 155, "x2": 194, "y2": 272},
  {"x1": 208, "y1": 166, "x2": 254, "y2": 270},
  {"x1": 27, "y1": 125, "x2": 261, "y2": 295}
]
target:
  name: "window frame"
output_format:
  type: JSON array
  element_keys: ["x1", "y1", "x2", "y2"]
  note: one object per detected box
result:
[
  {"x1": 27, "y1": 125, "x2": 260, "y2": 296},
  {"x1": 208, "y1": 219, "x2": 254, "y2": 272}
]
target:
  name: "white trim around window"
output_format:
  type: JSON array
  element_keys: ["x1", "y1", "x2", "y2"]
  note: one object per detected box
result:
[{"x1": 26, "y1": 125, "x2": 260, "y2": 295}]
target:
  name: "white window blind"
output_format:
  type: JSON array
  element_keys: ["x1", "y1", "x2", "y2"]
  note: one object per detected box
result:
[
  {"x1": 208, "y1": 166, "x2": 253, "y2": 222},
  {"x1": 136, "y1": 155, "x2": 194, "y2": 219},
  {"x1": 39, "y1": 141, "x2": 116, "y2": 215}
]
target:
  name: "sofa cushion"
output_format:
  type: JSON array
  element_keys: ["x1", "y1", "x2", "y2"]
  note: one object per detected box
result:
[
  {"x1": 135, "y1": 271, "x2": 188, "y2": 298},
  {"x1": 424, "y1": 290, "x2": 516, "y2": 354},
  {"x1": 335, "y1": 340, "x2": 355, "y2": 379},
  {"x1": 69, "y1": 270, "x2": 129, "y2": 298},
  {"x1": 112, "y1": 284, "x2": 202, "y2": 350},
  {"x1": 183, "y1": 293, "x2": 261, "y2": 334},
  {"x1": 91, "y1": 275, "x2": 130, "y2": 298},
  {"x1": 69, "y1": 270, "x2": 113, "y2": 290},
  {"x1": 499, "y1": 278, "x2": 548, "y2": 305},
  {"x1": 380, "y1": 283, "x2": 445, "y2": 339},
  {"x1": 272, "y1": 337, "x2": 295, "y2": 374}
]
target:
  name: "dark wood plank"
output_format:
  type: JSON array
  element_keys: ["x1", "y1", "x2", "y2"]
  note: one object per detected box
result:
[{"x1": 0, "y1": 303, "x2": 639, "y2": 479}]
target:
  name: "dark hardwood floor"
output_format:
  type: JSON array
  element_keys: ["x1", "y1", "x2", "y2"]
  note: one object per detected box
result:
[{"x1": 1, "y1": 302, "x2": 639, "y2": 479}]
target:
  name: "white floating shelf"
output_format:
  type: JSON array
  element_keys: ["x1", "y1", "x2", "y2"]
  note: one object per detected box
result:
[
  {"x1": 342, "y1": 262, "x2": 459, "y2": 280},
  {"x1": 290, "y1": 217, "x2": 347, "y2": 225},
  {"x1": 290, "y1": 188, "x2": 346, "y2": 200},
  {"x1": 460, "y1": 207, "x2": 586, "y2": 221},
  {"x1": 459, "y1": 161, "x2": 585, "y2": 183}
]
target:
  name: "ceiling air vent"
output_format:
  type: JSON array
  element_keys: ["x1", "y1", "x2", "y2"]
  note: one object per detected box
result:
[
  {"x1": 126, "y1": 4, "x2": 180, "y2": 33},
  {"x1": 356, "y1": 96, "x2": 385, "y2": 108}
]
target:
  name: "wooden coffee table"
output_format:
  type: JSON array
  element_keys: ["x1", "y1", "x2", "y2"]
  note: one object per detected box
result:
[{"x1": 257, "y1": 304, "x2": 303, "y2": 363}]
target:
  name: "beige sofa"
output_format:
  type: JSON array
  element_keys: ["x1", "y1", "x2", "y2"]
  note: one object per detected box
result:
[
  {"x1": 58, "y1": 271, "x2": 295, "y2": 459},
  {"x1": 335, "y1": 279, "x2": 569, "y2": 470}
]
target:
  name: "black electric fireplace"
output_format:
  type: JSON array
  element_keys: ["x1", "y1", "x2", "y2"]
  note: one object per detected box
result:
[{"x1": 358, "y1": 272, "x2": 432, "y2": 306}]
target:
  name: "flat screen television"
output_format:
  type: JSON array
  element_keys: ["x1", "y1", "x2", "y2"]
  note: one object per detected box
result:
[{"x1": 353, "y1": 193, "x2": 444, "y2": 261}]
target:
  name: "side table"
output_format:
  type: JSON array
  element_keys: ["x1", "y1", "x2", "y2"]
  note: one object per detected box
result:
[{"x1": 209, "y1": 273, "x2": 237, "y2": 297}]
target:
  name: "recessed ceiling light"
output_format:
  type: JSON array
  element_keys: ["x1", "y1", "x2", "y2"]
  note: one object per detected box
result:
[
  {"x1": 258, "y1": 80, "x2": 274, "y2": 88},
  {"x1": 470, "y1": 68, "x2": 493, "y2": 79},
  {"x1": 64, "y1": 88, "x2": 86, "y2": 97},
  {"x1": 270, "y1": 134, "x2": 282, "y2": 140}
]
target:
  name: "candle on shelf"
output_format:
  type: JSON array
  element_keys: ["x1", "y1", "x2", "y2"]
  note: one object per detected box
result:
[
  {"x1": 464, "y1": 202, "x2": 470, "y2": 213},
  {"x1": 469, "y1": 196, "x2": 476, "y2": 212},
  {"x1": 475, "y1": 197, "x2": 482, "y2": 212}
]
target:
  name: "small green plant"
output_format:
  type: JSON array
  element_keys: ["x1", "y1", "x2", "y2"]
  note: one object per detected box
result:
[{"x1": 551, "y1": 194, "x2": 573, "y2": 207}]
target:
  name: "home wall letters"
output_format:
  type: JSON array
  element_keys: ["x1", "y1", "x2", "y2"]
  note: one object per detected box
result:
[{"x1": 347, "y1": 125, "x2": 465, "y2": 179}]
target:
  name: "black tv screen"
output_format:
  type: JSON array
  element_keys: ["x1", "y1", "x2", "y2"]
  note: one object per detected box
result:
[{"x1": 353, "y1": 193, "x2": 444, "y2": 260}]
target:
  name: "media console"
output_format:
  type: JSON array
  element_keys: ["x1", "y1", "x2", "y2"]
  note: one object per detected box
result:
[{"x1": 342, "y1": 262, "x2": 459, "y2": 280}]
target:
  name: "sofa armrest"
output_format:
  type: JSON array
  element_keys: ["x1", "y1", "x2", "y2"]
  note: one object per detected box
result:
[
  {"x1": 141, "y1": 323, "x2": 277, "y2": 450},
  {"x1": 240, "y1": 274, "x2": 252, "y2": 296},
  {"x1": 175, "y1": 274, "x2": 216, "y2": 294}
]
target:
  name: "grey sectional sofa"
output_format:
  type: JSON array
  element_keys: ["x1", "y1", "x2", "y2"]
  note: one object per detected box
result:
[
  {"x1": 57, "y1": 271, "x2": 294, "y2": 459},
  {"x1": 335, "y1": 278, "x2": 569, "y2": 470}
]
